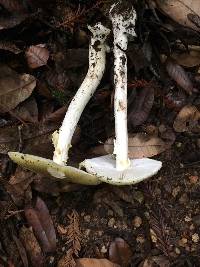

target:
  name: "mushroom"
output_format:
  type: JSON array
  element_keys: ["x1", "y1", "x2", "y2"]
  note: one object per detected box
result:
[
  {"x1": 81, "y1": 3, "x2": 162, "y2": 185},
  {"x1": 8, "y1": 22, "x2": 110, "y2": 186}
]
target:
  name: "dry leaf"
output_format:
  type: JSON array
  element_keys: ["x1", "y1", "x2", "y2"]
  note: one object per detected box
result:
[
  {"x1": 76, "y1": 258, "x2": 120, "y2": 267},
  {"x1": 171, "y1": 45, "x2": 200, "y2": 67},
  {"x1": 105, "y1": 131, "x2": 175, "y2": 159},
  {"x1": 25, "y1": 197, "x2": 56, "y2": 253},
  {"x1": 12, "y1": 235, "x2": 28, "y2": 267},
  {"x1": 0, "y1": 14, "x2": 28, "y2": 30},
  {"x1": 173, "y1": 105, "x2": 200, "y2": 132},
  {"x1": 11, "y1": 97, "x2": 38, "y2": 123},
  {"x1": 0, "y1": 0, "x2": 27, "y2": 13},
  {"x1": 26, "y1": 44, "x2": 50, "y2": 69},
  {"x1": 128, "y1": 85, "x2": 154, "y2": 127},
  {"x1": 0, "y1": 65, "x2": 36, "y2": 113},
  {"x1": 0, "y1": 41, "x2": 21, "y2": 54},
  {"x1": 156, "y1": 0, "x2": 200, "y2": 32},
  {"x1": 165, "y1": 58, "x2": 194, "y2": 94},
  {"x1": 109, "y1": 238, "x2": 132, "y2": 267},
  {"x1": 19, "y1": 226, "x2": 44, "y2": 267}
]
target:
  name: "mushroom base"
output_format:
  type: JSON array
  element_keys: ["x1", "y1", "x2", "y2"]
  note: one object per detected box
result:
[{"x1": 81, "y1": 155, "x2": 162, "y2": 185}]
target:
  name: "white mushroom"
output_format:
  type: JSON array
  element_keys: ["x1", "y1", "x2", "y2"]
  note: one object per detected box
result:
[
  {"x1": 81, "y1": 3, "x2": 162, "y2": 185},
  {"x1": 8, "y1": 22, "x2": 110, "y2": 185}
]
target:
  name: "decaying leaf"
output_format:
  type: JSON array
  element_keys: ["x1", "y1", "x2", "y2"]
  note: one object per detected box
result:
[
  {"x1": 11, "y1": 97, "x2": 38, "y2": 123},
  {"x1": 139, "y1": 256, "x2": 170, "y2": 267},
  {"x1": 128, "y1": 85, "x2": 154, "y2": 127},
  {"x1": 26, "y1": 44, "x2": 50, "y2": 69},
  {"x1": 109, "y1": 238, "x2": 132, "y2": 267},
  {"x1": 0, "y1": 41, "x2": 21, "y2": 54},
  {"x1": 105, "y1": 130, "x2": 175, "y2": 159},
  {"x1": 171, "y1": 45, "x2": 200, "y2": 67},
  {"x1": 19, "y1": 226, "x2": 44, "y2": 267},
  {"x1": 24, "y1": 197, "x2": 56, "y2": 253},
  {"x1": 0, "y1": 0, "x2": 27, "y2": 13},
  {"x1": 12, "y1": 235, "x2": 28, "y2": 267},
  {"x1": 0, "y1": 65, "x2": 36, "y2": 113},
  {"x1": 155, "y1": 0, "x2": 200, "y2": 32},
  {"x1": 76, "y1": 258, "x2": 120, "y2": 267},
  {"x1": 165, "y1": 58, "x2": 194, "y2": 94},
  {"x1": 173, "y1": 105, "x2": 200, "y2": 132},
  {"x1": 0, "y1": 14, "x2": 28, "y2": 30}
]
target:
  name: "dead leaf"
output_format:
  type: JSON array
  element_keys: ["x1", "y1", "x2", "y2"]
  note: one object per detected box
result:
[
  {"x1": 0, "y1": 41, "x2": 21, "y2": 54},
  {"x1": 173, "y1": 105, "x2": 200, "y2": 132},
  {"x1": 11, "y1": 97, "x2": 38, "y2": 123},
  {"x1": 139, "y1": 256, "x2": 170, "y2": 267},
  {"x1": 105, "y1": 131, "x2": 175, "y2": 159},
  {"x1": 24, "y1": 197, "x2": 56, "y2": 253},
  {"x1": 171, "y1": 45, "x2": 200, "y2": 67},
  {"x1": 0, "y1": 14, "x2": 28, "y2": 30},
  {"x1": 155, "y1": 0, "x2": 200, "y2": 31},
  {"x1": 76, "y1": 258, "x2": 120, "y2": 267},
  {"x1": 26, "y1": 44, "x2": 50, "y2": 69},
  {"x1": 0, "y1": 0, "x2": 27, "y2": 13},
  {"x1": 19, "y1": 226, "x2": 44, "y2": 267},
  {"x1": 128, "y1": 85, "x2": 154, "y2": 127},
  {"x1": 12, "y1": 235, "x2": 28, "y2": 267},
  {"x1": 165, "y1": 58, "x2": 194, "y2": 94},
  {"x1": 0, "y1": 65, "x2": 36, "y2": 113},
  {"x1": 109, "y1": 238, "x2": 132, "y2": 267}
]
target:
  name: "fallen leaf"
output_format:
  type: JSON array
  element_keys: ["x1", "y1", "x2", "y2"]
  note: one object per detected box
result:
[
  {"x1": 19, "y1": 226, "x2": 44, "y2": 267},
  {"x1": 0, "y1": 14, "x2": 28, "y2": 30},
  {"x1": 12, "y1": 235, "x2": 28, "y2": 267},
  {"x1": 0, "y1": 65, "x2": 36, "y2": 113},
  {"x1": 173, "y1": 105, "x2": 200, "y2": 132},
  {"x1": 24, "y1": 197, "x2": 56, "y2": 253},
  {"x1": 165, "y1": 58, "x2": 194, "y2": 94},
  {"x1": 105, "y1": 131, "x2": 175, "y2": 159},
  {"x1": 0, "y1": 41, "x2": 21, "y2": 54},
  {"x1": 0, "y1": 0, "x2": 27, "y2": 13},
  {"x1": 109, "y1": 238, "x2": 132, "y2": 267},
  {"x1": 26, "y1": 44, "x2": 50, "y2": 69},
  {"x1": 76, "y1": 258, "x2": 120, "y2": 267},
  {"x1": 11, "y1": 97, "x2": 38, "y2": 123},
  {"x1": 128, "y1": 85, "x2": 154, "y2": 127},
  {"x1": 155, "y1": 0, "x2": 200, "y2": 31},
  {"x1": 171, "y1": 45, "x2": 200, "y2": 67}
]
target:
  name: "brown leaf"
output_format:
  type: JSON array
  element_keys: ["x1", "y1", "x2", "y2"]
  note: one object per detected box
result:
[
  {"x1": 171, "y1": 45, "x2": 200, "y2": 67},
  {"x1": 105, "y1": 131, "x2": 175, "y2": 159},
  {"x1": 12, "y1": 235, "x2": 28, "y2": 267},
  {"x1": 109, "y1": 238, "x2": 132, "y2": 267},
  {"x1": 0, "y1": 41, "x2": 21, "y2": 54},
  {"x1": 26, "y1": 44, "x2": 50, "y2": 69},
  {"x1": 0, "y1": 14, "x2": 28, "y2": 30},
  {"x1": 11, "y1": 97, "x2": 38, "y2": 123},
  {"x1": 0, "y1": 0, "x2": 27, "y2": 13},
  {"x1": 155, "y1": 0, "x2": 200, "y2": 31},
  {"x1": 128, "y1": 85, "x2": 154, "y2": 127},
  {"x1": 44, "y1": 105, "x2": 67, "y2": 122},
  {"x1": 173, "y1": 105, "x2": 200, "y2": 132},
  {"x1": 0, "y1": 65, "x2": 36, "y2": 112},
  {"x1": 165, "y1": 58, "x2": 194, "y2": 94},
  {"x1": 76, "y1": 258, "x2": 120, "y2": 267},
  {"x1": 24, "y1": 197, "x2": 56, "y2": 253},
  {"x1": 19, "y1": 226, "x2": 44, "y2": 267}
]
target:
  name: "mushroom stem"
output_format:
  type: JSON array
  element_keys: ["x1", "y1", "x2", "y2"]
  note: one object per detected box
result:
[
  {"x1": 53, "y1": 23, "x2": 110, "y2": 166},
  {"x1": 110, "y1": 3, "x2": 137, "y2": 171}
]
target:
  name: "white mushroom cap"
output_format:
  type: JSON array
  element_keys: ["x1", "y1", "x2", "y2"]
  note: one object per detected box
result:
[{"x1": 81, "y1": 155, "x2": 162, "y2": 185}]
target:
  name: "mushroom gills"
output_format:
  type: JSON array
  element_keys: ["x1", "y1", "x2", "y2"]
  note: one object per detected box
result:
[{"x1": 81, "y1": 155, "x2": 162, "y2": 185}]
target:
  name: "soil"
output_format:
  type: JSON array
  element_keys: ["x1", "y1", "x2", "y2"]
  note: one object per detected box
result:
[{"x1": 0, "y1": 0, "x2": 200, "y2": 266}]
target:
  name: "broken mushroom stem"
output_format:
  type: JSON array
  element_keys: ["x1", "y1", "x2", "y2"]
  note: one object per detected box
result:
[
  {"x1": 110, "y1": 3, "x2": 137, "y2": 171},
  {"x1": 53, "y1": 23, "x2": 110, "y2": 166}
]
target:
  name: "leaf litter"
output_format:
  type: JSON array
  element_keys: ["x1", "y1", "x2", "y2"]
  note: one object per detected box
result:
[{"x1": 0, "y1": 0, "x2": 200, "y2": 266}]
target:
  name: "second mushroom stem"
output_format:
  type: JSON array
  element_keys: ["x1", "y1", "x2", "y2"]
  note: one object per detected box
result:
[
  {"x1": 53, "y1": 23, "x2": 110, "y2": 166},
  {"x1": 110, "y1": 3, "x2": 137, "y2": 171}
]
